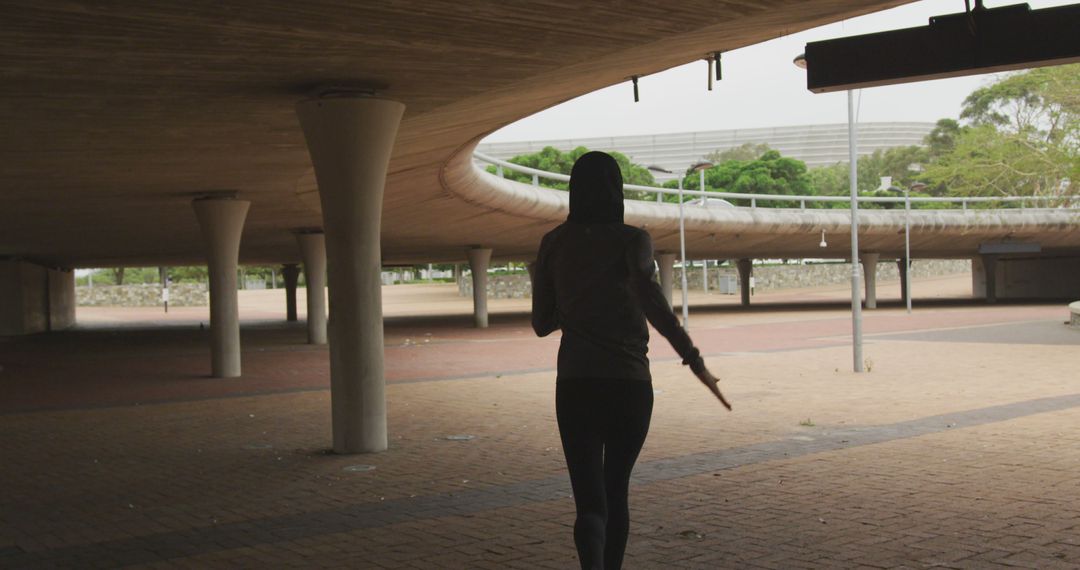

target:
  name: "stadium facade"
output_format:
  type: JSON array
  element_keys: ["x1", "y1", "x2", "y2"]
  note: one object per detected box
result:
[{"x1": 477, "y1": 122, "x2": 936, "y2": 178}]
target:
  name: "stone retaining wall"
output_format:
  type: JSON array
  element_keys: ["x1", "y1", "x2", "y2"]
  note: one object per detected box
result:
[
  {"x1": 458, "y1": 259, "x2": 971, "y2": 299},
  {"x1": 76, "y1": 284, "x2": 209, "y2": 307},
  {"x1": 720, "y1": 258, "x2": 971, "y2": 293},
  {"x1": 458, "y1": 274, "x2": 532, "y2": 299}
]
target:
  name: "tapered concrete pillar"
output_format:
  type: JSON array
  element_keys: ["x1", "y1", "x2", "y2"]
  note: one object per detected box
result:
[
  {"x1": 282, "y1": 264, "x2": 300, "y2": 322},
  {"x1": 192, "y1": 197, "x2": 250, "y2": 378},
  {"x1": 296, "y1": 231, "x2": 328, "y2": 345},
  {"x1": 657, "y1": 252, "x2": 676, "y2": 306},
  {"x1": 860, "y1": 252, "x2": 880, "y2": 309},
  {"x1": 897, "y1": 258, "x2": 909, "y2": 303},
  {"x1": 467, "y1": 247, "x2": 492, "y2": 328},
  {"x1": 296, "y1": 93, "x2": 405, "y2": 454},
  {"x1": 737, "y1": 258, "x2": 753, "y2": 307}
]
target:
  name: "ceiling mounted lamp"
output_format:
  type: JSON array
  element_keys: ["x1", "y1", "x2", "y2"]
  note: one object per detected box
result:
[
  {"x1": 707, "y1": 52, "x2": 723, "y2": 91},
  {"x1": 801, "y1": 2, "x2": 1080, "y2": 93}
]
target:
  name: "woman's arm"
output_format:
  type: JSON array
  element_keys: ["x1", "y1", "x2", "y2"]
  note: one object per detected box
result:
[
  {"x1": 625, "y1": 230, "x2": 695, "y2": 359},
  {"x1": 531, "y1": 236, "x2": 559, "y2": 337},
  {"x1": 627, "y1": 230, "x2": 731, "y2": 409}
]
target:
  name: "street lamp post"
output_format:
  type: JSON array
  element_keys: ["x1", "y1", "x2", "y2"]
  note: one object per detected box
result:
[
  {"x1": 796, "y1": 53, "x2": 863, "y2": 372},
  {"x1": 845, "y1": 90, "x2": 864, "y2": 372},
  {"x1": 888, "y1": 182, "x2": 924, "y2": 313},
  {"x1": 690, "y1": 162, "x2": 713, "y2": 299},
  {"x1": 647, "y1": 165, "x2": 690, "y2": 331}
]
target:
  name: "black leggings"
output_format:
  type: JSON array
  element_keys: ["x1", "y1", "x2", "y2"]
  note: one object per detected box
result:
[{"x1": 556, "y1": 378, "x2": 654, "y2": 570}]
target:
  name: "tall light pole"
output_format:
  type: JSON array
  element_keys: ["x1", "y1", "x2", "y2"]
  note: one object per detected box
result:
[
  {"x1": 888, "y1": 182, "x2": 923, "y2": 313},
  {"x1": 690, "y1": 162, "x2": 714, "y2": 299},
  {"x1": 648, "y1": 165, "x2": 690, "y2": 330},
  {"x1": 796, "y1": 53, "x2": 863, "y2": 372}
]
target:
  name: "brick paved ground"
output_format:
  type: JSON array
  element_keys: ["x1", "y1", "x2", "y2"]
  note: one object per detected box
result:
[{"x1": 2, "y1": 275, "x2": 1079, "y2": 568}]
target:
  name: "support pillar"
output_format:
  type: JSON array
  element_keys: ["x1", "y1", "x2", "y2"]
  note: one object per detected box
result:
[
  {"x1": 737, "y1": 258, "x2": 753, "y2": 307},
  {"x1": 657, "y1": 252, "x2": 676, "y2": 306},
  {"x1": 296, "y1": 94, "x2": 405, "y2": 454},
  {"x1": 702, "y1": 260, "x2": 709, "y2": 294},
  {"x1": 1, "y1": 261, "x2": 76, "y2": 335},
  {"x1": 192, "y1": 197, "x2": 250, "y2": 378},
  {"x1": 982, "y1": 254, "x2": 998, "y2": 304},
  {"x1": 897, "y1": 258, "x2": 909, "y2": 304},
  {"x1": 467, "y1": 247, "x2": 492, "y2": 328},
  {"x1": 296, "y1": 231, "x2": 328, "y2": 344},
  {"x1": 860, "y1": 252, "x2": 880, "y2": 309},
  {"x1": 282, "y1": 264, "x2": 300, "y2": 322}
]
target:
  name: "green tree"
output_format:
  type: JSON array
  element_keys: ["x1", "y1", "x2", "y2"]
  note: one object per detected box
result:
[
  {"x1": 667, "y1": 150, "x2": 812, "y2": 207},
  {"x1": 925, "y1": 64, "x2": 1078, "y2": 198},
  {"x1": 485, "y1": 146, "x2": 657, "y2": 199},
  {"x1": 925, "y1": 118, "x2": 965, "y2": 159}
]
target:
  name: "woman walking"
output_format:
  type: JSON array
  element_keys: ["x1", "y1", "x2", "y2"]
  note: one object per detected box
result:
[{"x1": 531, "y1": 151, "x2": 731, "y2": 570}]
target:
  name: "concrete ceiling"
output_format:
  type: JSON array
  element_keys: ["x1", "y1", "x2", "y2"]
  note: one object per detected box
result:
[{"x1": 0, "y1": 0, "x2": 916, "y2": 268}]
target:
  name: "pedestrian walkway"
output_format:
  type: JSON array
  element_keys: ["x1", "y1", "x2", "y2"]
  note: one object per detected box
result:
[{"x1": 2, "y1": 277, "x2": 1078, "y2": 568}]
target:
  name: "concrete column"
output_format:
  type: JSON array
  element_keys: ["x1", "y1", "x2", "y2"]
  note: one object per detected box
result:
[
  {"x1": 982, "y1": 254, "x2": 998, "y2": 303},
  {"x1": 192, "y1": 197, "x2": 250, "y2": 378},
  {"x1": 897, "y1": 258, "x2": 909, "y2": 303},
  {"x1": 737, "y1": 258, "x2": 753, "y2": 307},
  {"x1": 282, "y1": 264, "x2": 300, "y2": 322},
  {"x1": 47, "y1": 268, "x2": 76, "y2": 331},
  {"x1": 296, "y1": 231, "x2": 328, "y2": 344},
  {"x1": 860, "y1": 252, "x2": 880, "y2": 309},
  {"x1": 467, "y1": 247, "x2": 492, "y2": 328},
  {"x1": 1, "y1": 261, "x2": 76, "y2": 335},
  {"x1": 296, "y1": 93, "x2": 404, "y2": 454},
  {"x1": 702, "y1": 260, "x2": 709, "y2": 294},
  {"x1": 657, "y1": 252, "x2": 676, "y2": 306}
]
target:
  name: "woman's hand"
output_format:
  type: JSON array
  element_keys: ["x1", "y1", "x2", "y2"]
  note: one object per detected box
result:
[{"x1": 691, "y1": 360, "x2": 732, "y2": 411}]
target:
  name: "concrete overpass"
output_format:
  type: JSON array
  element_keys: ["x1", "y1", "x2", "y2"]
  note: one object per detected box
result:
[{"x1": 3, "y1": 1, "x2": 1078, "y2": 453}]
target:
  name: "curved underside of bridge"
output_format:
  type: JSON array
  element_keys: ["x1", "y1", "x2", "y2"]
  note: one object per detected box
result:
[
  {"x1": 446, "y1": 160, "x2": 1080, "y2": 261},
  {"x1": 3, "y1": 0, "x2": 1078, "y2": 268}
]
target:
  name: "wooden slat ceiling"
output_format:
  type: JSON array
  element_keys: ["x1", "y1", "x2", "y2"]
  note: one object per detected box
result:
[{"x1": 0, "y1": 0, "x2": 910, "y2": 267}]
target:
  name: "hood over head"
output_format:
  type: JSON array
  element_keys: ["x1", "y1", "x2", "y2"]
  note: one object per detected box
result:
[{"x1": 568, "y1": 151, "x2": 624, "y2": 224}]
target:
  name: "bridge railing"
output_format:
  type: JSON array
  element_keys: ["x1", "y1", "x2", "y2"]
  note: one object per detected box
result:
[{"x1": 474, "y1": 152, "x2": 1079, "y2": 211}]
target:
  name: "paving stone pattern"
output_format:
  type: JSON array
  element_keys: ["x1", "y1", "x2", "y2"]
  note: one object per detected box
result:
[{"x1": 1, "y1": 286, "x2": 1077, "y2": 568}]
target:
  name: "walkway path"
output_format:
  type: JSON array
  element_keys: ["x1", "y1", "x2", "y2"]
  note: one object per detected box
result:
[{"x1": 2, "y1": 275, "x2": 1078, "y2": 568}]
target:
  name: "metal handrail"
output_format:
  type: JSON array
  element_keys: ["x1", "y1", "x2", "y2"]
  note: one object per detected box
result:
[{"x1": 474, "y1": 151, "x2": 1078, "y2": 210}]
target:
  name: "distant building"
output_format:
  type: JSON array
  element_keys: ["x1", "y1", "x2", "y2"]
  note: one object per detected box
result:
[{"x1": 477, "y1": 122, "x2": 935, "y2": 179}]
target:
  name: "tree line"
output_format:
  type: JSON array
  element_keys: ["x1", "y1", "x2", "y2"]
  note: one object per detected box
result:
[{"x1": 489, "y1": 64, "x2": 1077, "y2": 210}]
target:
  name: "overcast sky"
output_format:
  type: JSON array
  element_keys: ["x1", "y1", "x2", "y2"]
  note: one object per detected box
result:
[{"x1": 484, "y1": 0, "x2": 1070, "y2": 143}]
